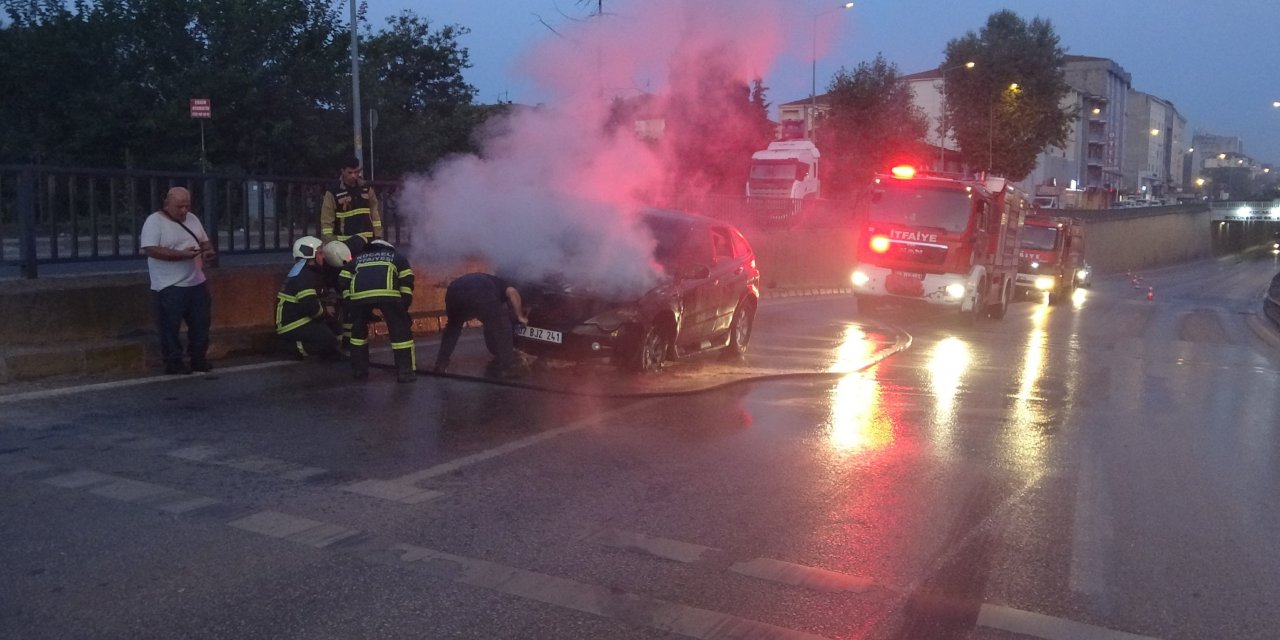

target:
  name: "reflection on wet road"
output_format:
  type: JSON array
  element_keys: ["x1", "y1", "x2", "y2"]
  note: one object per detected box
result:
[{"x1": 3, "y1": 254, "x2": 1280, "y2": 639}]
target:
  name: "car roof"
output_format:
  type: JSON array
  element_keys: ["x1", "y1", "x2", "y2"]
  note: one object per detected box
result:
[{"x1": 639, "y1": 207, "x2": 733, "y2": 229}]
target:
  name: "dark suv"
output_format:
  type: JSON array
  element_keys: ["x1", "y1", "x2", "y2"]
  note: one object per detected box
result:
[{"x1": 514, "y1": 208, "x2": 760, "y2": 372}]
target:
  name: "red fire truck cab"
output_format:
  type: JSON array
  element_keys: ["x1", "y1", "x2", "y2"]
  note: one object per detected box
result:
[
  {"x1": 1016, "y1": 214, "x2": 1085, "y2": 304},
  {"x1": 850, "y1": 166, "x2": 1027, "y2": 321}
]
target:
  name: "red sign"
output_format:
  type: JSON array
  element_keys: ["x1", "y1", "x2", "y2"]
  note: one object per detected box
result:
[{"x1": 190, "y1": 98, "x2": 211, "y2": 119}]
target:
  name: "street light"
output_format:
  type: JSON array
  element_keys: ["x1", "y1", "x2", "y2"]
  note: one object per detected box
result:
[
  {"x1": 989, "y1": 82, "x2": 1020, "y2": 172},
  {"x1": 936, "y1": 61, "x2": 976, "y2": 170},
  {"x1": 810, "y1": 2, "x2": 855, "y2": 139}
]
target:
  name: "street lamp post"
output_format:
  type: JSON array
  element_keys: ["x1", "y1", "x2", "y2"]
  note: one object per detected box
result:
[
  {"x1": 810, "y1": 2, "x2": 855, "y2": 140},
  {"x1": 936, "y1": 61, "x2": 975, "y2": 170}
]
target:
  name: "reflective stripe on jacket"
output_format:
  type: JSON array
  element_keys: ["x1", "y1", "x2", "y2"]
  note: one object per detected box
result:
[
  {"x1": 339, "y1": 245, "x2": 414, "y2": 303},
  {"x1": 276, "y1": 263, "x2": 325, "y2": 334}
]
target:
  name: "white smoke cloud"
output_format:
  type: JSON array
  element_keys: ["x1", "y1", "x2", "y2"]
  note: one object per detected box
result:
[{"x1": 403, "y1": 0, "x2": 799, "y2": 298}]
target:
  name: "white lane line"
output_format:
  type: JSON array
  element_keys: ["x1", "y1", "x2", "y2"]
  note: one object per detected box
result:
[
  {"x1": 0, "y1": 360, "x2": 297, "y2": 405},
  {"x1": 40, "y1": 466, "x2": 222, "y2": 513},
  {"x1": 341, "y1": 479, "x2": 444, "y2": 504},
  {"x1": 391, "y1": 543, "x2": 831, "y2": 640},
  {"x1": 167, "y1": 445, "x2": 330, "y2": 484},
  {"x1": 978, "y1": 604, "x2": 1159, "y2": 640},
  {"x1": 596, "y1": 529, "x2": 877, "y2": 594},
  {"x1": 381, "y1": 398, "x2": 662, "y2": 487},
  {"x1": 229, "y1": 511, "x2": 360, "y2": 549}
]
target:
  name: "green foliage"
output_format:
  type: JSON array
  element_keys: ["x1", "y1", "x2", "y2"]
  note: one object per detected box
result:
[
  {"x1": 941, "y1": 9, "x2": 1076, "y2": 180},
  {"x1": 0, "y1": 1, "x2": 478, "y2": 177},
  {"x1": 819, "y1": 54, "x2": 929, "y2": 198}
]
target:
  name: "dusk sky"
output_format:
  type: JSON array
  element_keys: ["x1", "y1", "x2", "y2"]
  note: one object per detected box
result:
[{"x1": 370, "y1": 0, "x2": 1280, "y2": 166}]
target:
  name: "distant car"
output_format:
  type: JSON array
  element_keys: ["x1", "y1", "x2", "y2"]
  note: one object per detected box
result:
[{"x1": 514, "y1": 209, "x2": 761, "y2": 372}]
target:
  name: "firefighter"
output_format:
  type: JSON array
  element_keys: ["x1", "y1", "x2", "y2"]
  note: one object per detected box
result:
[
  {"x1": 276, "y1": 236, "x2": 340, "y2": 360},
  {"x1": 320, "y1": 240, "x2": 355, "y2": 351},
  {"x1": 432, "y1": 272, "x2": 529, "y2": 379},
  {"x1": 339, "y1": 239, "x2": 416, "y2": 383},
  {"x1": 319, "y1": 157, "x2": 382, "y2": 255}
]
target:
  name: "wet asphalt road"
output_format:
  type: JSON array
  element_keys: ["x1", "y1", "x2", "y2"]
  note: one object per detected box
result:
[{"x1": 2, "y1": 251, "x2": 1279, "y2": 640}]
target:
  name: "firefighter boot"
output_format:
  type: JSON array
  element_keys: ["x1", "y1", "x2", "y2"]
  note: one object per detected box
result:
[
  {"x1": 351, "y1": 347, "x2": 369, "y2": 381},
  {"x1": 394, "y1": 347, "x2": 416, "y2": 384}
]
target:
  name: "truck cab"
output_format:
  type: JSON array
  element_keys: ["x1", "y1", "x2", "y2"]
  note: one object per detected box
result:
[
  {"x1": 746, "y1": 140, "x2": 820, "y2": 200},
  {"x1": 1016, "y1": 214, "x2": 1084, "y2": 304},
  {"x1": 850, "y1": 166, "x2": 1026, "y2": 321}
]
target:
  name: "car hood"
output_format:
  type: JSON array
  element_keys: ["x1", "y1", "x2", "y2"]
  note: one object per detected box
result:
[{"x1": 522, "y1": 276, "x2": 670, "y2": 328}]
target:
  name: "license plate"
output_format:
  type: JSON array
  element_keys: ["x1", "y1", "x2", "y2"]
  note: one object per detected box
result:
[
  {"x1": 516, "y1": 324, "x2": 563, "y2": 344},
  {"x1": 885, "y1": 273, "x2": 924, "y2": 296},
  {"x1": 891, "y1": 270, "x2": 925, "y2": 279}
]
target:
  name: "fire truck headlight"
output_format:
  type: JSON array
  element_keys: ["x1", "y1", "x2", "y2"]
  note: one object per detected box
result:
[
  {"x1": 1034, "y1": 276, "x2": 1055, "y2": 290},
  {"x1": 945, "y1": 283, "x2": 966, "y2": 299},
  {"x1": 1076, "y1": 268, "x2": 1090, "y2": 280},
  {"x1": 851, "y1": 270, "x2": 870, "y2": 287}
]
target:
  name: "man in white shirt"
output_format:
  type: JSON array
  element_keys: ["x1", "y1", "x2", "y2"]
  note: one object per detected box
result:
[{"x1": 140, "y1": 187, "x2": 217, "y2": 375}]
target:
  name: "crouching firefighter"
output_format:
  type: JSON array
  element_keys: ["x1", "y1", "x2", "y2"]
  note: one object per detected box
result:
[
  {"x1": 339, "y1": 239, "x2": 417, "y2": 382},
  {"x1": 276, "y1": 236, "x2": 340, "y2": 360}
]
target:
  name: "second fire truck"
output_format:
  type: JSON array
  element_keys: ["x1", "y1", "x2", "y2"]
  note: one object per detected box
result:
[{"x1": 850, "y1": 166, "x2": 1027, "y2": 321}]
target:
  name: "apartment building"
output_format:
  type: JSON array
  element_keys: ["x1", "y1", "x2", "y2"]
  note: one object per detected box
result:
[{"x1": 1122, "y1": 91, "x2": 1188, "y2": 198}]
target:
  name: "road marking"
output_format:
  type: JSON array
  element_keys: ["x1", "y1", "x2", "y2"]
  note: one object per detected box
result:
[
  {"x1": 978, "y1": 604, "x2": 1159, "y2": 640},
  {"x1": 228, "y1": 510, "x2": 360, "y2": 548},
  {"x1": 0, "y1": 360, "x2": 296, "y2": 405},
  {"x1": 390, "y1": 542, "x2": 831, "y2": 640},
  {"x1": 40, "y1": 466, "x2": 222, "y2": 514},
  {"x1": 1070, "y1": 454, "x2": 1113, "y2": 599},
  {"x1": 376, "y1": 398, "x2": 662, "y2": 488},
  {"x1": 341, "y1": 479, "x2": 444, "y2": 504},
  {"x1": 167, "y1": 445, "x2": 329, "y2": 482},
  {"x1": 595, "y1": 529, "x2": 877, "y2": 594}
]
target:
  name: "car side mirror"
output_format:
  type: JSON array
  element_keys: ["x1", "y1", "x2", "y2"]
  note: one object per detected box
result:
[{"x1": 679, "y1": 264, "x2": 710, "y2": 280}]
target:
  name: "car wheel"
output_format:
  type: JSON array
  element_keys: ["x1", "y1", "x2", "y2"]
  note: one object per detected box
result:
[
  {"x1": 626, "y1": 324, "x2": 670, "y2": 373},
  {"x1": 721, "y1": 300, "x2": 755, "y2": 359}
]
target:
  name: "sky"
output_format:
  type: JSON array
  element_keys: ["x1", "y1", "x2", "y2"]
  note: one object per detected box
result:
[{"x1": 369, "y1": 0, "x2": 1280, "y2": 167}]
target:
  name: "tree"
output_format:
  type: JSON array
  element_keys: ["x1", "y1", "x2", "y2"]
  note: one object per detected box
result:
[
  {"x1": 0, "y1": 1, "x2": 480, "y2": 177},
  {"x1": 359, "y1": 12, "x2": 478, "y2": 176},
  {"x1": 941, "y1": 10, "x2": 1075, "y2": 180},
  {"x1": 819, "y1": 54, "x2": 929, "y2": 198}
]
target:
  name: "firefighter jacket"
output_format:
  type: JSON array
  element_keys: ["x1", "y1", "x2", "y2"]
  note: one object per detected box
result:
[
  {"x1": 276, "y1": 262, "x2": 326, "y2": 334},
  {"x1": 339, "y1": 243, "x2": 414, "y2": 306},
  {"x1": 320, "y1": 182, "x2": 382, "y2": 244}
]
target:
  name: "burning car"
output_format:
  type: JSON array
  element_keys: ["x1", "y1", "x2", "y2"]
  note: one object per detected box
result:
[{"x1": 514, "y1": 208, "x2": 760, "y2": 372}]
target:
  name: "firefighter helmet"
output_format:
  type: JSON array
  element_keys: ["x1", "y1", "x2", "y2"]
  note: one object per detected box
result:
[
  {"x1": 322, "y1": 240, "x2": 352, "y2": 267},
  {"x1": 292, "y1": 236, "x2": 322, "y2": 259}
]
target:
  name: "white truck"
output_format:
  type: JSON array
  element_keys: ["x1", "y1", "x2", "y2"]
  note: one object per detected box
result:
[{"x1": 745, "y1": 140, "x2": 820, "y2": 199}]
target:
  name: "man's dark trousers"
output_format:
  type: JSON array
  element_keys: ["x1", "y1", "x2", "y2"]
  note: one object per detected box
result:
[
  {"x1": 436, "y1": 277, "x2": 515, "y2": 371},
  {"x1": 153, "y1": 282, "x2": 211, "y2": 369}
]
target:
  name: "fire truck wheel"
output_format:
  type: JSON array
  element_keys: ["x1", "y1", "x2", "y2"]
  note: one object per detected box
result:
[
  {"x1": 986, "y1": 280, "x2": 1010, "y2": 319},
  {"x1": 960, "y1": 280, "x2": 985, "y2": 324}
]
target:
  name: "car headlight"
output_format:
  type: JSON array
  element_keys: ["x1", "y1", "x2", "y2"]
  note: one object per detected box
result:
[
  {"x1": 586, "y1": 306, "x2": 640, "y2": 332},
  {"x1": 851, "y1": 270, "x2": 870, "y2": 287},
  {"x1": 1034, "y1": 276, "x2": 1055, "y2": 290},
  {"x1": 945, "y1": 283, "x2": 966, "y2": 299}
]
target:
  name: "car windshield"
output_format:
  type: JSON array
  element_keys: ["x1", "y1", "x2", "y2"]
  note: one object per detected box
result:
[
  {"x1": 867, "y1": 185, "x2": 972, "y2": 233},
  {"x1": 1021, "y1": 225, "x2": 1059, "y2": 251},
  {"x1": 643, "y1": 216, "x2": 691, "y2": 267},
  {"x1": 750, "y1": 160, "x2": 804, "y2": 181}
]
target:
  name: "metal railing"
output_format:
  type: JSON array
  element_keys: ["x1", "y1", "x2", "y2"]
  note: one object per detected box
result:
[{"x1": 1, "y1": 165, "x2": 405, "y2": 278}]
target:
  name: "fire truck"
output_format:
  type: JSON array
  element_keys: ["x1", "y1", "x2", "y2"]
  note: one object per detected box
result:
[
  {"x1": 1016, "y1": 214, "x2": 1085, "y2": 304},
  {"x1": 850, "y1": 166, "x2": 1027, "y2": 321}
]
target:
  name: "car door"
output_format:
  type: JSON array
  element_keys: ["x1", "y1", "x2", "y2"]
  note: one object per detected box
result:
[
  {"x1": 709, "y1": 225, "x2": 746, "y2": 333},
  {"x1": 673, "y1": 223, "x2": 719, "y2": 346}
]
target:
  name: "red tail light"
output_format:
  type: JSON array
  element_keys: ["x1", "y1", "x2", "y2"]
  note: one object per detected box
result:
[{"x1": 869, "y1": 235, "x2": 891, "y2": 253}]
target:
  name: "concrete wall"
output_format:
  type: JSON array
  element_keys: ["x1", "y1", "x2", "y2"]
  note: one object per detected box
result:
[{"x1": 1076, "y1": 205, "x2": 1214, "y2": 274}]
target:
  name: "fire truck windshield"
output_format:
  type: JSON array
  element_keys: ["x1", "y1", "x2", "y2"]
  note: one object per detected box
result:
[
  {"x1": 1021, "y1": 226, "x2": 1059, "y2": 251},
  {"x1": 867, "y1": 187, "x2": 971, "y2": 233}
]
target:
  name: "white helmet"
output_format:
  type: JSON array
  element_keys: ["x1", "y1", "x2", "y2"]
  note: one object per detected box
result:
[
  {"x1": 292, "y1": 236, "x2": 323, "y2": 259},
  {"x1": 322, "y1": 240, "x2": 352, "y2": 267}
]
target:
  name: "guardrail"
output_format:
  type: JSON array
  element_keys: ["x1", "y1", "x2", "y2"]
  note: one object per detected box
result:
[
  {"x1": 0, "y1": 165, "x2": 405, "y2": 278},
  {"x1": 1266, "y1": 269, "x2": 1280, "y2": 330}
]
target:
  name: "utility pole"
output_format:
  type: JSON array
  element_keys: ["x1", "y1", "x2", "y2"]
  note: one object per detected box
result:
[{"x1": 349, "y1": 0, "x2": 363, "y2": 166}]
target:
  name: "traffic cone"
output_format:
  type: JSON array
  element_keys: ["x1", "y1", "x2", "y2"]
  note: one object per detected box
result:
[{"x1": 1147, "y1": 286, "x2": 1154, "y2": 301}]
